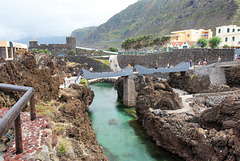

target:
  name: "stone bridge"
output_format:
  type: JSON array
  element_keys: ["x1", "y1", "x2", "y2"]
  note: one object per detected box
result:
[{"x1": 83, "y1": 62, "x2": 190, "y2": 107}]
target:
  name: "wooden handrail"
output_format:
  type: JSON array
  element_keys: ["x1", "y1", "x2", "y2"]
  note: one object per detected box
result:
[{"x1": 0, "y1": 83, "x2": 36, "y2": 154}]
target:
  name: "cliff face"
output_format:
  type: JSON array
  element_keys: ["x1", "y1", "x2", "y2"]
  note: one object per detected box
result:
[
  {"x1": 56, "y1": 84, "x2": 108, "y2": 160},
  {"x1": 134, "y1": 76, "x2": 240, "y2": 161},
  {"x1": 0, "y1": 53, "x2": 64, "y2": 105},
  {"x1": 73, "y1": 0, "x2": 240, "y2": 49}
]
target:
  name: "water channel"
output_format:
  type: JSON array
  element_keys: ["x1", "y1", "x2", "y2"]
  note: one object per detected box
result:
[{"x1": 89, "y1": 83, "x2": 183, "y2": 161}]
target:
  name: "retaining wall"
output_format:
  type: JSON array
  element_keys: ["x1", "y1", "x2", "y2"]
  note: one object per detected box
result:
[{"x1": 117, "y1": 49, "x2": 235, "y2": 68}]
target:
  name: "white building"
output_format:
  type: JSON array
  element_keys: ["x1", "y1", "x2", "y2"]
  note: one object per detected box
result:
[
  {"x1": 0, "y1": 41, "x2": 27, "y2": 60},
  {"x1": 216, "y1": 25, "x2": 240, "y2": 48}
]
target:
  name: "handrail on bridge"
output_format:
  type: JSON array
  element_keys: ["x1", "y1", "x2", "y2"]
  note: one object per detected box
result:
[{"x1": 0, "y1": 83, "x2": 36, "y2": 154}]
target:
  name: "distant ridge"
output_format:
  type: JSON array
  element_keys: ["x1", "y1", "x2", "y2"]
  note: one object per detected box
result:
[{"x1": 71, "y1": 0, "x2": 240, "y2": 50}]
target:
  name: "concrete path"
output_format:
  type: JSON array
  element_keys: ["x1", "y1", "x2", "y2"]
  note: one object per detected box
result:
[
  {"x1": 151, "y1": 88, "x2": 195, "y2": 115},
  {"x1": 109, "y1": 55, "x2": 121, "y2": 71},
  {"x1": 167, "y1": 88, "x2": 194, "y2": 115},
  {"x1": 0, "y1": 152, "x2": 4, "y2": 161}
]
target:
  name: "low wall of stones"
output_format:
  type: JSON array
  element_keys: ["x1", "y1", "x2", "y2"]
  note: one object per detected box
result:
[
  {"x1": 29, "y1": 44, "x2": 73, "y2": 56},
  {"x1": 117, "y1": 49, "x2": 235, "y2": 68},
  {"x1": 64, "y1": 56, "x2": 111, "y2": 72}
]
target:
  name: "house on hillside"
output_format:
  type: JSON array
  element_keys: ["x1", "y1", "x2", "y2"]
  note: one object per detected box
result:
[
  {"x1": 216, "y1": 25, "x2": 240, "y2": 48},
  {"x1": 168, "y1": 29, "x2": 212, "y2": 49},
  {"x1": 0, "y1": 41, "x2": 27, "y2": 60}
]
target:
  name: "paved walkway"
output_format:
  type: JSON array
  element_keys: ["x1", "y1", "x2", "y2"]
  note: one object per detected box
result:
[
  {"x1": 0, "y1": 108, "x2": 53, "y2": 161},
  {"x1": 151, "y1": 88, "x2": 194, "y2": 115},
  {"x1": 109, "y1": 55, "x2": 121, "y2": 71},
  {"x1": 0, "y1": 152, "x2": 4, "y2": 161}
]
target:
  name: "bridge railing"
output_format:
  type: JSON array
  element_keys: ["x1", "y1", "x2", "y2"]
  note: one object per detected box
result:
[
  {"x1": 83, "y1": 66, "x2": 133, "y2": 80},
  {"x1": 0, "y1": 84, "x2": 36, "y2": 154},
  {"x1": 136, "y1": 62, "x2": 190, "y2": 75}
]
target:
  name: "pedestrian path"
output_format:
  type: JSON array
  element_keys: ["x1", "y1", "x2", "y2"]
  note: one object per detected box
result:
[
  {"x1": 0, "y1": 108, "x2": 55, "y2": 161},
  {"x1": 150, "y1": 88, "x2": 194, "y2": 115},
  {"x1": 109, "y1": 55, "x2": 121, "y2": 71}
]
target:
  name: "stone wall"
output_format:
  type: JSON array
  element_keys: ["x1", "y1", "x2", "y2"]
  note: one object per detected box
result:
[
  {"x1": 29, "y1": 37, "x2": 76, "y2": 56},
  {"x1": 117, "y1": 49, "x2": 235, "y2": 68},
  {"x1": 65, "y1": 56, "x2": 111, "y2": 72}
]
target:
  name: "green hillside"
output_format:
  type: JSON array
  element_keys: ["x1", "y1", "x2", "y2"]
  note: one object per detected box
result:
[
  {"x1": 72, "y1": 0, "x2": 240, "y2": 50},
  {"x1": 71, "y1": 26, "x2": 97, "y2": 45}
]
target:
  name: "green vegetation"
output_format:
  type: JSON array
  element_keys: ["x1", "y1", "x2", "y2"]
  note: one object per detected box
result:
[
  {"x1": 106, "y1": 47, "x2": 118, "y2": 52},
  {"x1": 197, "y1": 38, "x2": 208, "y2": 48},
  {"x1": 68, "y1": 49, "x2": 76, "y2": 56},
  {"x1": 58, "y1": 143, "x2": 67, "y2": 156},
  {"x1": 190, "y1": 74, "x2": 195, "y2": 80},
  {"x1": 209, "y1": 36, "x2": 221, "y2": 48},
  {"x1": 80, "y1": 79, "x2": 88, "y2": 86},
  {"x1": 223, "y1": 44, "x2": 230, "y2": 48},
  {"x1": 121, "y1": 35, "x2": 170, "y2": 53},
  {"x1": 96, "y1": 59, "x2": 110, "y2": 65},
  {"x1": 32, "y1": 49, "x2": 51, "y2": 54}
]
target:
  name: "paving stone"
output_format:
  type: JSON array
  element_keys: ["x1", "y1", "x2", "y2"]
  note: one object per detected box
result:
[{"x1": 0, "y1": 109, "x2": 53, "y2": 160}]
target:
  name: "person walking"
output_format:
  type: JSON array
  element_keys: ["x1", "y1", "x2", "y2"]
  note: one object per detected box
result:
[
  {"x1": 155, "y1": 62, "x2": 158, "y2": 69},
  {"x1": 167, "y1": 62, "x2": 170, "y2": 68},
  {"x1": 218, "y1": 56, "x2": 221, "y2": 63},
  {"x1": 90, "y1": 66, "x2": 93, "y2": 72},
  {"x1": 189, "y1": 59, "x2": 192, "y2": 67}
]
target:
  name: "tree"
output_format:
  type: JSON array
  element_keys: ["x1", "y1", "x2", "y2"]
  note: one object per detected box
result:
[
  {"x1": 209, "y1": 36, "x2": 221, "y2": 48},
  {"x1": 160, "y1": 35, "x2": 171, "y2": 46},
  {"x1": 121, "y1": 37, "x2": 136, "y2": 52},
  {"x1": 106, "y1": 47, "x2": 118, "y2": 52},
  {"x1": 197, "y1": 38, "x2": 208, "y2": 48},
  {"x1": 153, "y1": 36, "x2": 162, "y2": 52},
  {"x1": 223, "y1": 44, "x2": 230, "y2": 48}
]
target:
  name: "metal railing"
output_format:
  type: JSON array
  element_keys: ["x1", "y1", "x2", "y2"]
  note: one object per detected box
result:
[{"x1": 0, "y1": 83, "x2": 36, "y2": 154}]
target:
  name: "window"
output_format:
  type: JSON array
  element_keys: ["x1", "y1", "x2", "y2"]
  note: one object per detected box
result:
[
  {"x1": 232, "y1": 36, "x2": 235, "y2": 41},
  {"x1": 225, "y1": 37, "x2": 228, "y2": 42},
  {"x1": 218, "y1": 29, "x2": 221, "y2": 33},
  {"x1": 238, "y1": 29, "x2": 240, "y2": 32},
  {"x1": 233, "y1": 29, "x2": 235, "y2": 32},
  {"x1": 227, "y1": 28, "x2": 230, "y2": 33}
]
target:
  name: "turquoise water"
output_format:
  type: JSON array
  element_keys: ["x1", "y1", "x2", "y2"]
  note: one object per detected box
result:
[{"x1": 89, "y1": 83, "x2": 183, "y2": 161}]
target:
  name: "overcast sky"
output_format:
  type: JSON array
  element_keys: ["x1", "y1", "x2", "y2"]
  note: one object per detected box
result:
[{"x1": 0, "y1": 0, "x2": 138, "y2": 41}]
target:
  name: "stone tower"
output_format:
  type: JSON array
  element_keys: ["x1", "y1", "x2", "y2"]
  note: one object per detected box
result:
[
  {"x1": 66, "y1": 37, "x2": 76, "y2": 49},
  {"x1": 29, "y1": 39, "x2": 39, "y2": 48}
]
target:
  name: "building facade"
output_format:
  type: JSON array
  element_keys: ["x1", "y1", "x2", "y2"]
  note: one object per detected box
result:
[
  {"x1": 169, "y1": 29, "x2": 212, "y2": 49},
  {"x1": 216, "y1": 25, "x2": 240, "y2": 48},
  {"x1": 0, "y1": 41, "x2": 27, "y2": 60}
]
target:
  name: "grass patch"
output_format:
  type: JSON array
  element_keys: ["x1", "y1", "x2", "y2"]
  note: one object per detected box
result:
[
  {"x1": 57, "y1": 137, "x2": 72, "y2": 157},
  {"x1": 95, "y1": 59, "x2": 110, "y2": 65},
  {"x1": 58, "y1": 143, "x2": 67, "y2": 156},
  {"x1": 52, "y1": 123, "x2": 67, "y2": 136}
]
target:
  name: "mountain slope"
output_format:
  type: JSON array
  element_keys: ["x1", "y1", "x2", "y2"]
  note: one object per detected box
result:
[
  {"x1": 70, "y1": 26, "x2": 97, "y2": 46},
  {"x1": 74, "y1": 0, "x2": 240, "y2": 49}
]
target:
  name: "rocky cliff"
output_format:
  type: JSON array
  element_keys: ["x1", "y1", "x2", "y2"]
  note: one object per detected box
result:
[
  {"x1": 0, "y1": 53, "x2": 108, "y2": 160},
  {"x1": 133, "y1": 76, "x2": 240, "y2": 161},
  {"x1": 0, "y1": 53, "x2": 64, "y2": 103}
]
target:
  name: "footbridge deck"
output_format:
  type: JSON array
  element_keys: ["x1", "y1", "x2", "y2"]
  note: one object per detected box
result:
[{"x1": 83, "y1": 62, "x2": 190, "y2": 80}]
